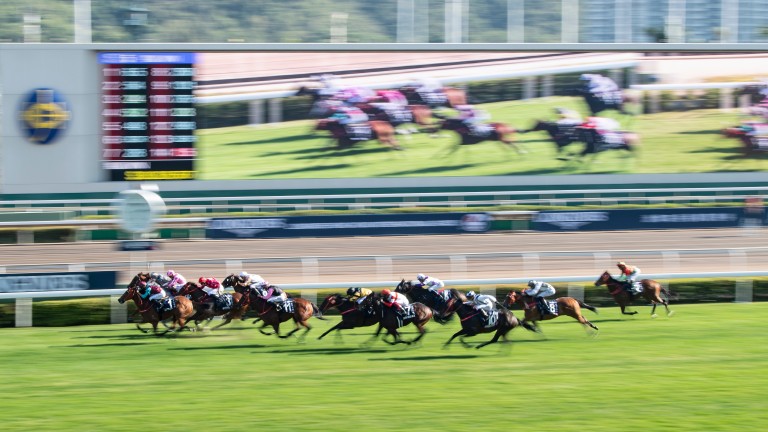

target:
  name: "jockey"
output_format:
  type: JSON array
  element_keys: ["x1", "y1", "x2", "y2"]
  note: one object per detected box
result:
[
  {"x1": 346, "y1": 287, "x2": 373, "y2": 305},
  {"x1": 328, "y1": 105, "x2": 369, "y2": 140},
  {"x1": 375, "y1": 89, "x2": 409, "y2": 107},
  {"x1": 555, "y1": 107, "x2": 583, "y2": 126},
  {"x1": 198, "y1": 277, "x2": 224, "y2": 299},
  {"x1": 165, "y1": 270, "x2": 186, "y2": 295},
  {"x1": 256, "y1": 284, "x2": 288, "y2": 307},
  {"x1": 455, "y1": 105, "x2": 491, "y2": 136},
  {"x1": 525, "y1": 280, "x2": 556, "y2": 317},
  {"x1": 580, "y1": 73, "x2": 619, "y2": 95},
  {"x1": 237, "y1": 271, "x2": 262, "y2": 287},
  {"x1": 139, "y1": 281, "x2": 168, "y2": 314},
  {"x1": 465, "y1": 290, "x2": 497, "y2": 319},
  {"x1": 336, "y1": 86, "x2": 376, "y2": 104},
  {"x1": 381, "y1": 288, "x2": 409, "y2": 312},
  {"x1": 406, "y1": 76, "x2": 445, "y2": 106},
  {"x1": 581, "y1": 116, "x2": 623, "y2": 147},
  {"x1": 616, "y1": 261, "x2": 641, "y2": 292},
  {"x1": 313, "y1": 73, "x2": 344, "y2": 98},
  {"x1": 149, "y1": 272, "x2": 171, "y2": 289},
  {"x1": 416, "y1": 273, "x2": 445, "y2": 292}
]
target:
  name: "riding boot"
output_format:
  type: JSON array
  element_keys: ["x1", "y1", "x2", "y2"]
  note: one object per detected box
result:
[{"x1": 537, "y1": 297, "x2": 549, "y2": 317}]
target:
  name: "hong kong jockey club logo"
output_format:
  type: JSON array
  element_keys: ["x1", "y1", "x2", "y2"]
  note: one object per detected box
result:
[{"x1": 18, "y1": 88, "x2": 71, "y2": 144}]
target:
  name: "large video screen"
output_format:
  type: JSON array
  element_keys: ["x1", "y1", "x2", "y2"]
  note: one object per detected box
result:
[{"x1": 100, "y1": 51, "x2": 768, "y2": 181}]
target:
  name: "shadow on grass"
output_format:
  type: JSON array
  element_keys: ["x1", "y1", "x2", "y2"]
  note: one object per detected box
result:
[
  {"x1": 252, "y1": 163, "x2": 351, "y2": 177},
  {"x1": 386, "y1": 163, "x2": 479, "y2": 176},
  {"x1": 167, "y1": 344, "x2": 268, "y2": 351},
  {"x1": 63, "y1": 342, "x2": 156, "y2": 348},
  {"x1": 677, "y1": 129, "x2": 728, "y2": 135},
  {"x1": 369, "y1": 354, "x2": 480, "y2": 361},
  {"x1": 224, "y1": 134, "x2": 319, "y2": 146},
  {"x1": 268, "y1": 347, "x2": 390, "y2": 355}
]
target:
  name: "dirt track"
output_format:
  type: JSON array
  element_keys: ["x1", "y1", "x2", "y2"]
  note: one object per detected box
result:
[{"x1": 1, "y1": 228, "x2": 765, "y2": 284}]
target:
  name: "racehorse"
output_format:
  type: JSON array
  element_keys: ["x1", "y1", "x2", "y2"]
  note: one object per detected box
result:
[
  {"x1": 394, "y1": 279, "x2": 466, "y2": 323},
  {"x1": 317, "y1": 293, "x2": 379, "y2": 340},
  {"x1": 366, "y1": 299, "x2": 433, "y2": 345},
  {"x1": 233, "y1": 284, "x2": 326, "y2": 340},
  {"x1": 522, "y1": 120, "x2": 582, "y2": 158},
  {"x1": 575, "y1": 126, "x2": 640, "y2": 158},
  {"x1": 575, "y1": 87, "x2": 639, "y2": 117},
  {"x1": 443, "y1": 302, "x2": 533, "y2": 349},
  {"x1": 722, "y1": 123, "x2": 768, "y2": 156},
  {"x1": 399, "y1": 86, "x2": 467, "y2": 108},
  {"x1": 594, "y1": 271, "x2": 674, "y2": 317},
  {"x1": 439, "y1": 118, "x2": 524, "y2": 153},
  {"x1": 118, "y1": 275, "x2": 197, "y2": 335},
  {"x1": 356, "y1": 103, "x2": 440, "y2": 135},
  {"x1": 315, "y1": 119, "x2": 401, "y2": 150},
  {"x1": 504, "y1": 290, "x2": 599, "y2": 334},
  {"x1": 176, "y1": 281, "x2": 248, "y2": 331}
]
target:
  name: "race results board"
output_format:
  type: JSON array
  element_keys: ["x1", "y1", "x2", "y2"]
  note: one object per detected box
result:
[{"x1": 99, "y1": 52, "x2": 197, "y2": 181}]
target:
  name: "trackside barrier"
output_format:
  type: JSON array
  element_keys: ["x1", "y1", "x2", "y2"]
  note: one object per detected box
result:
[{"x1": 0, "y1": 271, "x2": 763, "y2": 328}]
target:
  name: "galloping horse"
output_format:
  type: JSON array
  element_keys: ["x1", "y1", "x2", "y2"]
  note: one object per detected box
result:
[
  {"x1": 594, "y1": 271, "x2": 674, "y2": 317},
  {"x1": 575, "y1": 88, "x2": 639, "y2": 117},
  {"x1": 394, "y1": 279, "x2": 466, "y2": 323},
  {"x1": 176, "y1": 281, "x2": 248, "y2": 331},
  {"x1": 440, "y1": 118, "x2": 524, "y2": 153},
  {"x1": 576, "y1": 126, "x2": 640, "y2": 158},
  {"x1": 443, "y1": 302, "x2": 533, "y2": 349},
  {"x1": 317, "y1": 294, "x2": 379, "y2": 340},
  {"x1": 722, "y1": 123, "x2": 768, "y2": 156},
  {"x1": 367, "y1": 299, "x2": 433, "y2": 345},
  {"x1": 522, "y1": 120, "x2": 582, "y2": 157},
  {"x1": 504, "y1": 290, "x2": 599, "y2": 334},
  {"x1": 233, "y1": 284, "x2": 326, "y2": 339},
  {"x1": 399, "y1": 86, "x2": 467, "y2": 108},
  {"x1": 356, "y1": 103, "x2": 440, "y2": 135},
  {"x1": 118, "y1": 275, "x2": 197, "y2": 335},
  {"x1": 315, "y1": 119, "x2": 401, "y2": 150}
]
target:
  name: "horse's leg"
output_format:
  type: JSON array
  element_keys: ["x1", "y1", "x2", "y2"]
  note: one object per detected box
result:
[
  {"x1": 443, "y1": 328, "x2": 467, "y2": 348},
  {"x1": 410, "y1": 324, "x2": 428, "y2": 344},
  {"x1": 361, "y1": 324, "x2": 384, "y2": 346},
  {"x1": 258, "y1": 321, "x2": 275, "y2": 335},
  {"x1": 318, "y1": 320, "x2": 349, "y2": 340},
  {"x1": 476, "y1": 329, "x2": 506, "y2": 349},
  {"x1": 211, "y1": 316, "x2": 233, "y2": 330}
]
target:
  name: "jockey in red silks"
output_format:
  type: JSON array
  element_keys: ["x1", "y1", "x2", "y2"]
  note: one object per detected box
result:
[{"x1": 381, "y1": 288, "x2": 409, "y2": 312}]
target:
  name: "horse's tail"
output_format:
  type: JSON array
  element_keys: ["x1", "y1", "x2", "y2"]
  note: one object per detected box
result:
[
  {"x1": 311, "y1": 302, "x2": 328, "y2": 320},
  {"x1": 660, "y1": 286, "x2": 675, "y2": 302},
  {"x1": 577, "y1": 300, "x2": 599, "y2": 314}
]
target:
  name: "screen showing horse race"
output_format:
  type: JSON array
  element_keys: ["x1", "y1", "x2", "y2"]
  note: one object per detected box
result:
[{"x1": 100, "y1": 51, "x2": 768, "y2": 181}]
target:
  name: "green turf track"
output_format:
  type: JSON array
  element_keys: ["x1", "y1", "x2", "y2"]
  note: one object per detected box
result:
[
  {"x1": 197, "y1": 97, "x2": 768, "y2": 180},
  {"x1": 1, "y1": 303, "x2": 766, "y2": 431}
]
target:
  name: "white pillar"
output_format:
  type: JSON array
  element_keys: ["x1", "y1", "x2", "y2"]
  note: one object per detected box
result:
[
  {"x1": 667, "y1": 0, "x2": 686, "y2": 43},
  {"x1": 74, "y1": 0, "x2": 93, "y2": 43},
  {"x1": 110, "y1": 295, "x2": 127, "y2": 324},
  {"x1": 249, "y1": 100, "x2": 264, "y2": 126},
  {"x1": 15, "y1": 298, "x2": 33, "y2": 327},
  {"x1": 268, "y1": 99, "x2": 282, "y2": 123},
  {"x1": 614, "y1": 0, "x2": 632, "y2": 42},
  {"x1": 397, "y1": 0, "x2": 416, "y2": 43},
  {"x1": 720, "y1": 0, "x2": 739, "y2": 43},
  {"x1": 561, "y1": 0, "x2": 579, "y2": 43},
  {"x1": 445, "y1": 0, "x2": 463, "y2": 43},
  {"x1": 507, "y1": 0, "x2": 525, "y2": 43}
]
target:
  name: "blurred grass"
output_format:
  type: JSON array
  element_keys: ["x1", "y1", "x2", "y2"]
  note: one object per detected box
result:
[
  {"x1": 197, "y1": 97, "x2": 768, "y2": 180},
  {"x1": 0, "y1": 303, "x2": 765, "y2": 431}
]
